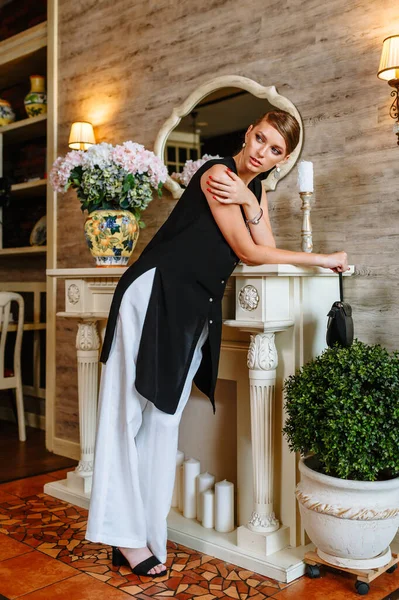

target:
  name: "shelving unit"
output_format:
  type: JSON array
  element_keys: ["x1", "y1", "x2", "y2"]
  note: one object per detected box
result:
[
  {"x1": 0, "y1": 280, "x2": 47, "y2": 401},
  {"x1": 0, "y1": 246, "x2": 47, "y2": 256},
  {"x1": 0, "y1": 16, "x2": 50, "y2": 423},
  {"x1": 0, "y1": 113, "x2": 47, "y2": 142},
  {"x1": 11, "y1": 179, "x2": 47, "y2": 196},
  {"x1": 0, "y1": 21, "x2": 48, "y2": 253},
  {"x1": 0, "y1": 22, "x2": 47, "y2": 90},
  {"x1": 0, "y1": 323, "x2": 46, "y2": 332}
]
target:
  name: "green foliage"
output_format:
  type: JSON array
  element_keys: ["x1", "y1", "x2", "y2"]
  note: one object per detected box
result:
[
  {"x1": 67, "y1": 165, "x2": 154, "y2": 228},
  {"x1": 282, "y1": 340, "x2": 399, "y2": 481}
]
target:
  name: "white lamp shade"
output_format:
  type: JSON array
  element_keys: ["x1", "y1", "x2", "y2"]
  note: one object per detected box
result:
[
  {"x1": 378, "y1": 35, "x2": 399, "y2": 81},
  {"x1": 68, "y1": 121, "x2": 96, "y2": 150}
]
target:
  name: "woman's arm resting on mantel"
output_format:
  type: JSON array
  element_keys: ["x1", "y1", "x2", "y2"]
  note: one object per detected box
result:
[{"x1": 200, "y1": 165, "x2": 349, "y2": 271}]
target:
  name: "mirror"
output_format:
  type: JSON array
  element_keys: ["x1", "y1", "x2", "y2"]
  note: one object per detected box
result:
[{"x1": 154, "y1": 75, "x2": 303, "y2": 199}]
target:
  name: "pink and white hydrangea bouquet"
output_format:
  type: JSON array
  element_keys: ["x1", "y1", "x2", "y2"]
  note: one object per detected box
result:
[
  {"x1": 50, "y1": 141, "x2": 168, "y2": 229},
  {"x1": 171, "y1": 154, "x2": 222, "y2": 187}
]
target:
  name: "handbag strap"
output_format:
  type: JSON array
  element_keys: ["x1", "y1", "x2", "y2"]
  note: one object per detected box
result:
[{"x1": 339, "y1": 271, "x2": 344, "y2": 302}]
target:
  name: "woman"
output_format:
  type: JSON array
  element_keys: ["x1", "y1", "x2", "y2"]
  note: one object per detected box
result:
[{"x1": 85, "y1": 109, "x2": 349, "y2": 577}]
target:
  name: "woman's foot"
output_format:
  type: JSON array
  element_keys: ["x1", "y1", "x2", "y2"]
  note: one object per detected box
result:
[{"x1": 119, "y1": 546, "x2": 167, "y2": 575}]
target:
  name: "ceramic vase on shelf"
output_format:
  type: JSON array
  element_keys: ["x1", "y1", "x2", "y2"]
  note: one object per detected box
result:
[
  {"x1": 0, "y1": 98, "x2": 16, "y2": 126},
  {"x1": 84, "y1": 209, "x2": 140, "y2": 267},
  {"x1": 24, "y1": 75, "x2": 47, "y2": 118}
]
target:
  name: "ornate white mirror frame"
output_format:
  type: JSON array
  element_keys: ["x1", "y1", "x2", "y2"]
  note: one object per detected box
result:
[{"x1": 154, "y1": 75, "x2": 304, "y2": 199}]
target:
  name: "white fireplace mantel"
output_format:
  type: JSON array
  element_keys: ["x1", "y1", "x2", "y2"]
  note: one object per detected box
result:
[{"x1": 44, "y1": 263, "x2": 353, "y2": 582}]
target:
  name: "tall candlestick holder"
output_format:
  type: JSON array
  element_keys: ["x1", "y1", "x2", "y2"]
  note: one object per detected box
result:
[{"x1": 299, "y1": 191, "x2": 313, "y2": 253}]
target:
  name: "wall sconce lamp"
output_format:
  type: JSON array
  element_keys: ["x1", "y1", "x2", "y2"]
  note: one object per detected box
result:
[
  {"x1": 68, "y1": 121, "x2": 96, "y2": 150},
  {"x1": 377, "y1": 35, "x2": 399, "y2": 145}
]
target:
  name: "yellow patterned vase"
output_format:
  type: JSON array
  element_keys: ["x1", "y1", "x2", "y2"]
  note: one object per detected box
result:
[
  {"x1": 24, "y1": 75, "x2": 47, "y2": 117},
  {"x1": 84, "y1": 209, "x2": 140, "y2": 266}
]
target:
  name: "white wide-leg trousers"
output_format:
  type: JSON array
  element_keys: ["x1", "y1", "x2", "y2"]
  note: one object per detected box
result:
[{"x1": 85, "y1": 267, "x2": 209, "y2": 563}]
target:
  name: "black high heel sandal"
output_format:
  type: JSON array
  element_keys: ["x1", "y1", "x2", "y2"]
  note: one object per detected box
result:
[{"x1": 111, "y1": 546, "x2": 168, "y2": 577}]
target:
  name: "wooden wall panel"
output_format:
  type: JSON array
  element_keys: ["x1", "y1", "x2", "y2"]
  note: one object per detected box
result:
[
  {"x1": 0, "y1": 259, "x2": 45, "y2": 282},
  {"x1": 55, "y1": 0, "x2": 399, "y2": 441}
]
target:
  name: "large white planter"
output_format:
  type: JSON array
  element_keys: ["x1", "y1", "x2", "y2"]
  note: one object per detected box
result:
[{"x1": 296, "y1": 457, "x2": 399, "y2": 569}]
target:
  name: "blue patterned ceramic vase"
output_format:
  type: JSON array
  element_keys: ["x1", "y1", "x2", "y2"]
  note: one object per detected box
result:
[{"x1": 84, "y1": 209, "x2": 140, "y2": 266}]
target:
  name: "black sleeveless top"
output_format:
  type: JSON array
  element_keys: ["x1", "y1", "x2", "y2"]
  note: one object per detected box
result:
[{"x1": 100, "y1": 156, "x2": 262, "y2": 415}]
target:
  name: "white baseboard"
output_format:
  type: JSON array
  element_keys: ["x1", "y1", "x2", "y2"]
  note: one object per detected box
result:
[
  {"x1": 167, "y1": 508, "x2": 309, "y2": 582},
  {"x1": 52, "y1": 437, "x2": 80, "y2": 461},
  {"x1": 0, "y1": 406, "x2": 45, "y2": 430}
]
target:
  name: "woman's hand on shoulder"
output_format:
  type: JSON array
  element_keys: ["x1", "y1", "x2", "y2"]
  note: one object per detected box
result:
[{"x1": 200, "y1": 164, "x2": 253, "y2": 206}]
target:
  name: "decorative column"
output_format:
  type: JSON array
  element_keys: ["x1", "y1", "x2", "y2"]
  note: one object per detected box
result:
[
  {"x1": 237, "y1": 328, "x2": 290, "y2": 555},
  {"x1": 44, "y1": 269, "x2": 126, "y2": 509},
  {"x1": 247, "y1": 331, "x2": 279, "y2": 533},
  {"x1": 232, "y1": 280, "x2": 291, "y2": 556},
  {"x1": 66, "y1": 319, "x2": 100, "y2": 495}
]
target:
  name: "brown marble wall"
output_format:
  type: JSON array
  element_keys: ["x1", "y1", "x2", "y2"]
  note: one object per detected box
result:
[{"x1": 55, "y1": 0, "x2": 399, "y2": 442}]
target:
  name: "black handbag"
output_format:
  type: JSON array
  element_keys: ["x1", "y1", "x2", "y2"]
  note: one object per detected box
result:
[{"x1": 326, "y1": 272, "x2": 354, "y2": 348}]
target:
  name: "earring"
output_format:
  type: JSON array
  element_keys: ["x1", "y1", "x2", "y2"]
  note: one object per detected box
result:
[
  {"x1": 242, "y1": 141, "x2": 246, "y2": 148},
  {"x1": 274, "y1": 165, "x2": 281, "y2": 179}
]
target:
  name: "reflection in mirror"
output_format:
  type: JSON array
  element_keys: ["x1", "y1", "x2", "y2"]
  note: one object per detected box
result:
[
  {"x1": 154, "y1": 77, "x2": 303, "y2": 198},
  {"x1": 166, "y1": 88, "x2": 277, "y2": 180}
]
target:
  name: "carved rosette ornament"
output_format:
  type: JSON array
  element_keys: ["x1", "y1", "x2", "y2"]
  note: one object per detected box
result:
[
  {"x1": 76, "y1": 321, "x2": 100, "y2": 351},
  {"x1": 247, "y1": 332, "x2": 278, "y2": 371},
  {"x1": 67, "y1": 283, "x2": 80, "y2": 305},
  {"x1": 238, "y1": 284, "x2": 259, "y2": 311}
]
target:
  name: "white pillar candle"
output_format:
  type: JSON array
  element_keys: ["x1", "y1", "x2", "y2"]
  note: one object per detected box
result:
[
  {"x1": 297, "y1": 160, "x2": 314, "y2": 192},
  {"x1": 196, "y1": 472, "x2": 215, "y2": 521},
  {"x1": 215, "y1": 479, "x2": 234, "y2": 533},
  {"x1": 178, "y1": 463, "x2": 184, "y2": 512},
  {"x1": 172, "y1": 450, "x2": 184, "y2": 508},
  {"x1": 183, "y1": 458, "x2": 201, "y2": 518},
  {"x1": 202, "y1": 489, "x2": 215, "y2": 528}
]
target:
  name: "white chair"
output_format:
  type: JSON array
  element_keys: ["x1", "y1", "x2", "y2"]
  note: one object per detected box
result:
[{"x1": 0, "y1": 292, "x2": 26, "y2": 441}]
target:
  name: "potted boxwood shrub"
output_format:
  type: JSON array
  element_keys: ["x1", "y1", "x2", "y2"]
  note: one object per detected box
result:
[{"x1": 283, "y1": 340, "x2": 399, "y2": 571}]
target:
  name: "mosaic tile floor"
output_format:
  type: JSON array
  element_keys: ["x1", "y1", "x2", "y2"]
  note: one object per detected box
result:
[{"x1": 0, "y1": 468, "x2": 399, "y2": 599}]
